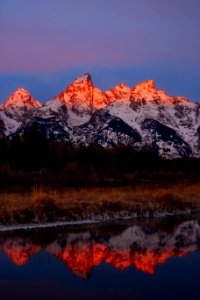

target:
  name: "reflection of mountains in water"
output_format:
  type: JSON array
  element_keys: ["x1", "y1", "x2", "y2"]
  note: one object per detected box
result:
[{"x1": 1, "y1": 218, "x2": 200, "y2": 279}]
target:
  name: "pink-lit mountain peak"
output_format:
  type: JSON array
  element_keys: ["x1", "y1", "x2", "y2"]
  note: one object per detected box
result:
[
  {"x1": 73, "y1": 73, "x2": 93, "y2": 84},
  {"x1": 54, "y1": 73, "x2": 95, "y2": 113},
  {"x1": 131, "y1": 80, "x2": 189, "y2": 104},
  {"x1": 65, "y1": 72, "x2": 94, "y2": 94},
  {"x1": 105, "y1": 83, "x2": 131, "y2": 101},
  {"x1": 2, "y1": 88, "x2": 41, "y2": 109},
  {"x1": 110, "y1": 83, "x2": 131, "y2": 95},
  {"x1": 52, "y1": 73, "x2": 191, "y2": 111},
  {"x1": 3, "y1": 74, "x2": 191, "y2": 112},
  {"x1": 132, "y1": 79, "x2": 163, "y2": 97},
  {"x1": 4, "y1": 75, "x2": 190, "y2": 117}
]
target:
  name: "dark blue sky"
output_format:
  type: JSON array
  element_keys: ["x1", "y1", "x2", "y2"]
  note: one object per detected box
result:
[{"x1": 0, "y1": 0, "x2": 200, "y2": 102}]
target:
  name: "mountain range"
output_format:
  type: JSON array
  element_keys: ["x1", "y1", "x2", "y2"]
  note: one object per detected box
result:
[{"x1": 1, "y1": 73, "x2": 200, "y2": 159}]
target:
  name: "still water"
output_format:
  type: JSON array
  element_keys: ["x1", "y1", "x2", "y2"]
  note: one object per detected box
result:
[{"x1": 0, "y1": 217, "x2": 200, "y2": 300}]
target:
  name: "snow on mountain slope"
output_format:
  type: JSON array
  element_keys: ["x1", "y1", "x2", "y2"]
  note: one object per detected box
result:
[
  {"x1": 0, "y1": 88, "x2": 41, "y2": 135},
  {"x1": 0, "y1": 110, "x2": 21, "y2": 135},
  {"x1": 72, "y1": 110, "x2": 142, "y2": 147},
  {"x1": 40, "y1": 73, "x2": 98, "y2": 127},
  {"x1": 38, "y1": 95, "x2": 91, "y2": 127},
  {"x1": 104, "y1": 81, "x2": 200, "y2": 157},
  {"x1": 0, "y1": 74, "x2": 200, "y2": 158},
  {"x1": 106, "y1": 98, "x2": 197, "y2": 158}
]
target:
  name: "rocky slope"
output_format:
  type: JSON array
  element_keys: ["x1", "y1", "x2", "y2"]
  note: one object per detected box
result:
[{"x1": 0, "y1": 73, "x2": 200, "y2": 158}]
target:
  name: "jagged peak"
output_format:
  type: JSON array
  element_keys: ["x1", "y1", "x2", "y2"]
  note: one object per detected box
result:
[
  {"x1": 73, "y1": 73, "x2": 92, "y2": 84},
  {"x1": 48, "y1": 74, "x2": 192, "y2": 110},
  {"x1": 132, "y1": 80, "x2": 156, "y2": 91},
  {"x1": 6, "y1": 88, "x2": 31, "y2": 99},
  {"x1": 13, "y1": 88, "x2": 30, "y2": 95},
  {"x1": 2, "y1": 88, "x2": 41, "y2": 109},
  {"x1": 113, "y1": 83, "x2": 131, "y2": 91},
  {"x1": 54, "y1": 73, "x2": 93, "y2": 101},
  {"x1": 105, "y1": 83, "x2": 131, "y2": 103},
  {"x1": 131, "y1": 80, "x2": 191, "y2": 104}
]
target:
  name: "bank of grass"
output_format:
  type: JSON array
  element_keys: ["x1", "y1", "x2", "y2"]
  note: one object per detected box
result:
[{"x1": 0, "y1": 183, "x2": 200, "y2": 225}]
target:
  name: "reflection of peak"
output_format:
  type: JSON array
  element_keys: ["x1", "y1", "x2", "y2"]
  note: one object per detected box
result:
[
  {"x1": 2, "y1": 88, "x2": 41, "y2": 109},
  {"x1": 3, "y1": 242, "x2": 39, "y2": 266},
  {"x1": 132, "y1": 249, "x2": 187, "y2": 275},
  {"x1": 1, "y1": 219, "x2": 199, "y2": 279}
]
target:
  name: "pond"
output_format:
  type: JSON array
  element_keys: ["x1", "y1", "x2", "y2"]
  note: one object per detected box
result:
[{"x1": 0, "y1": 217, "x2": 200, "y2": 300}]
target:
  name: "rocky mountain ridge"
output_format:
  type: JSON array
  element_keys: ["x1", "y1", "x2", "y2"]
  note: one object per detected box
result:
[{"x1": 0, "y1": 73, "x2": 200, "y2": 158}]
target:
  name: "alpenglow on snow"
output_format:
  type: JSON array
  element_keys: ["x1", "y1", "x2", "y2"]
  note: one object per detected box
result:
[{"x1": 0, "y1": 73, "x2": 200, "y2": 159}]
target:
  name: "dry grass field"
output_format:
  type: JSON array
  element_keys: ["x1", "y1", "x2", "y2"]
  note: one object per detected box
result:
[{"x1": 0, "y1": 182, "x2": 200, "y2": 225}]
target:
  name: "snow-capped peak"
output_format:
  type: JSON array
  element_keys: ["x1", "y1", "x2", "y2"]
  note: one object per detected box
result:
[
  {"x1": 0, "y1": 73, "x2": 199, "y2": 159},
  {"x1": 54, "y1": 73, "x2": 94, "y2": 114},
  {"x1": 49, "y1": 75, "x2": 191, "y2": 118},
  {"x1": 2, "y1": 88, "x2": 41, "y2": 109}
]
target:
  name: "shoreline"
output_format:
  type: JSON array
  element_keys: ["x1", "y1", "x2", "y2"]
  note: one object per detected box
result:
[
  {"x1": 1, "y1": 183, "x2": 200, "y2": 228},
  {"x1": 0, "y1": 209, "x2": 199, "y2": 232}
]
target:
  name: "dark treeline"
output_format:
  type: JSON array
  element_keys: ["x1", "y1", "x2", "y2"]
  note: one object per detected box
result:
[{"x1": 0, "y1": 124, "x2": 200, "y2": 188}]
